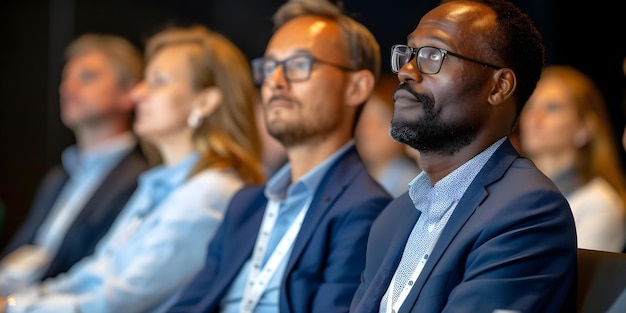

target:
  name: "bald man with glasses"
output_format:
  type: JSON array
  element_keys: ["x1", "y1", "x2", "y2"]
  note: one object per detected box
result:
[{"x1": 350, "y1": 0, "x2": 577, "y2": 312}]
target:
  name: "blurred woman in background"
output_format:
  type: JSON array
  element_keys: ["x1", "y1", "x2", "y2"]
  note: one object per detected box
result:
[{"x1": 520, "y1": 65, "x2": 626, "y2": 252}]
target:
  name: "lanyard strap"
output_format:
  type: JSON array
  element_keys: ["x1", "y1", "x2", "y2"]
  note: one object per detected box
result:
[{"x1": 241, "y1": 198, "x2": 311, "y2": 313}]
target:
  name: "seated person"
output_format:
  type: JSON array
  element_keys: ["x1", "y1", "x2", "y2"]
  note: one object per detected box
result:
[
  {"x1": 0, "y1": 34, "x2": 147, "y2": 293},
  {"x1": 0, "y1": 25, "x2": 264, "y2": 313},
  {"x1": 350, "y1": 0, "x2": 577, "y2": 312},
  {"x1": 520, "y1": 65, "x2": 626, "y2": 252},
  {"x1": 166, "y1": 0, "x2": 392, "y2": 312}
]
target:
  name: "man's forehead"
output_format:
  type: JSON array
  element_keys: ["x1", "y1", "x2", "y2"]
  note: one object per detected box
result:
[
  {"x1": 265, "y1": 16, "x2": 344, "y2": 59},
  {"x1": 418, "y1": 2, "x2": 494, "y2": 31},
  {"x1": 408, "y1": 2, "x2": 493, "y2": 49}
]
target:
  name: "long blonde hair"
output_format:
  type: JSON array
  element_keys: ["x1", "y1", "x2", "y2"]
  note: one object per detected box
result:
[{"x1": 144, "y1": 25, "x2": 264, "y2": 184}]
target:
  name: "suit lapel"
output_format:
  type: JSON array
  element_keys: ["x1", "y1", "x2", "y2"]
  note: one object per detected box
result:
[
  {"x1": 215, "y1": 187, "x2": 267, "y2": 298},
  {"x1": 68, "y1": 147, "x2": 145, "y2": 225},
  {"x1": 399, "y1": 139, "x2": 520, "y2": 312},
  {"x1": 16, "y1": 166, "x2": 68, "y2": 247},
  {"x1": 284, "y1": 147, "x2": 360, "y2": 272},
  {"x1": 398, "y1": 184, "x2": 488, "y2": 312},
  {"x1": 357, "y1": 194, "x2": 420, "y2": 313}
]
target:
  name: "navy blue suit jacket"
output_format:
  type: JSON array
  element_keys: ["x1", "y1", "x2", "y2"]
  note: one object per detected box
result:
[
  {"x1": 1, "y1": 146, "x2": 147, "y2": 279},
  {"x1": 169, "y1": 146, "x2": 392, "y2": 313},
  {"x1": 350, "y1": 139, "x2": 578, "y2": 313}
]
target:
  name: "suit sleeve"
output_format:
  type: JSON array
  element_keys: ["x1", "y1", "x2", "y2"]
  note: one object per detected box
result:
[{"x1": 442, "y1": 188, "x2": 577, "y2": 313}]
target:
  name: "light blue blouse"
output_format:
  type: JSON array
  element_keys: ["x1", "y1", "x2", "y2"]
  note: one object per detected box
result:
[{"x1": 7, "y1": 153, "x2": 245, "y2": 313}]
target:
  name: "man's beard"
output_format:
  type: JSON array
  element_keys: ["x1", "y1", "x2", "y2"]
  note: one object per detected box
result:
[
  {"x1": 62, "y1": 104, "x2": 119, "y2": 133},
  {"x1": 267, "y1": 121, "x2": 309, "y2": 147},
  {"x1": 390, "y1": 86, "x2": 476, "y2": 156},
  {"x1": 263, "y1": 92, "x2": 342, "y2": 147}
]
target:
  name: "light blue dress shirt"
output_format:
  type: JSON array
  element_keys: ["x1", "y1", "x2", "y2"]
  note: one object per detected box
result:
[
  {"x1": 0, "y1": 133, "x2": 135, "y2": 295},
  {"x1": 35, "y1": 133, "x2": 136, "y2": 253},
  {"x1": 220, "y1": 140, "x2": 355, "y2": 313},
  {"x1": 7, "y1": 152, "x2": 246, "y2": 313}
]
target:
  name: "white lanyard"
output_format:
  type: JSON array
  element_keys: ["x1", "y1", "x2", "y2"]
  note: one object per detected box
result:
[{"x1": 240, "y1": 198, "x2": 311, "y2": 313}]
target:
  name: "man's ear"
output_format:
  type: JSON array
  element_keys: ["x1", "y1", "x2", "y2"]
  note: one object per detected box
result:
[
  {"x1": 193, "y1": 87, "x2": 223, "y2": 118},
  {"x1": 488, "y1": 68, "x2": 516, "y2": 106},
  {"x1": 345, "y1": 70, "x2": 376, "y2": 107}
]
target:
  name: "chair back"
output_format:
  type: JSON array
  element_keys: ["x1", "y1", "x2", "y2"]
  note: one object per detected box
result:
[{"x1": 577, "y1": 248, "x2": 626, "y2": 313}]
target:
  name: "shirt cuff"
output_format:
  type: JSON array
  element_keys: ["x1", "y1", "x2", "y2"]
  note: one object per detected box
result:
[
  {"x1": 5, "y1": 289, "x2": 39, "y2": 313},
  {"x1": 6, "y1": 290, "x2": 77, "y2": 313}
]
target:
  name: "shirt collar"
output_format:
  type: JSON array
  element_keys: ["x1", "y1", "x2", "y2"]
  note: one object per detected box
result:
[
  {"x1": 61, "y1": 132, "x2": 136, "y2": 176},
  {"x1": 265, "y1": 140, "x2": 355, "y2": 201},
  {"x1": 408, "y1": 137, "x2": 506, "y2": 220},
  {"x1": 138, "y1": 152, "x2": 200, "y2": 191}
]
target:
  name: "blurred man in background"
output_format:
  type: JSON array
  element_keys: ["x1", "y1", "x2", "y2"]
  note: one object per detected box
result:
[{"x1": 0, "y1": 33, "x2": 147, "y2": 294}]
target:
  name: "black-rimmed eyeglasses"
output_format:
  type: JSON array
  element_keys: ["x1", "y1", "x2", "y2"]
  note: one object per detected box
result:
[
  {"x1": 251, "y1": 54, "x2": 356, "y2": 85},
  {"x1": 390, "y1": 44, "x2": 503, "y2": 74}
]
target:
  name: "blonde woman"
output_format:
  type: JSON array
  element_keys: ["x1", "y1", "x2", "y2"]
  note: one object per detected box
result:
[
  {"x1": 2, "y1": 25, "x2": 264, "y2": 313},
  {"x1": 520, "y1": 65, "x2": 626, "y2": 252}
]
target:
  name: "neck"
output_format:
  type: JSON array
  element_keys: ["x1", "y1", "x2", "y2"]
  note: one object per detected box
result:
[
  {"x1": 285, "y1": 134, "x2": 351, "y2": 182},
  {"x1": 153, "y1": 135, "x2": 196, "y2": 167},
  {"x1": 75, "y1": 122, "x2": 131, "y2": 151},
  {"x1": 418, "y1": 135, "x2": 500, "y2": 186}
]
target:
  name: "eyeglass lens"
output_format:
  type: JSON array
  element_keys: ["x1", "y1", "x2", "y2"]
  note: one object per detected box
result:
[
  {"x1": 391, "y1": 45, "x2": 443, "y2": 74},
  {"x1": 252, "y1": 55, "x2": 314, "y2": 84}
]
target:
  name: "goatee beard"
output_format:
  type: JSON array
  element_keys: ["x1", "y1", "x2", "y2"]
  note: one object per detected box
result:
[
  {"x1": 390, "y1": 119, "x2": 475, "y2": 156},
  {"x1": 390, "y1": 85, "x2": 475, "y2": 156}
]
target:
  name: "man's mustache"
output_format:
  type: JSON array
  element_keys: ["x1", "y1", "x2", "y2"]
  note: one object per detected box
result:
[{"x1": 392, "y1": 83, "x2": 432, "y2": 106}]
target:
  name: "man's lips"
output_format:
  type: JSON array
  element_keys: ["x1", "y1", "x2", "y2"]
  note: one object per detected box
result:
[
  {"x1": 393, "y1": 88, "x2": 422, "y2": 108},
  {"x1": 267, "y1": 96, "x2": 294, "y2": 109},
  {"x1": 393, "y1": 88, "x2": 416, "y2": 102}
]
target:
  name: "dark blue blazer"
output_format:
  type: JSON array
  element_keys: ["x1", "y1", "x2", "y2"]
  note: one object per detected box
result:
[
  {"x1": 350, "y1": 139, "x2": 578, "y2": 313},
  {"x1": 169, "y1": 146, "x2": 392, "y2": 313},
  {"x1": 1, "y1": 146, "x2": 147, "y2": 279}
]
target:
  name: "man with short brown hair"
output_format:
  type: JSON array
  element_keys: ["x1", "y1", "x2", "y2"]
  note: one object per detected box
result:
[{"x1": 0, "y1": 33, "x2": 147, "y2": 294}]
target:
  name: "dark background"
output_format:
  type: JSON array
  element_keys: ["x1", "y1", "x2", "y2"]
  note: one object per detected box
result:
[{"x1": 1, "y1": 0, "x2": 625, "y2": 248}]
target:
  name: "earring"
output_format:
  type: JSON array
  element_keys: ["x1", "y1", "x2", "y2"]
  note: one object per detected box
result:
[
  {"x1": 187, "y1": 110, "x2": 203, "y2": 129},
  {"x1": 573, "y1": 131, "x2": 588, "y2": 148}
]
